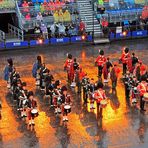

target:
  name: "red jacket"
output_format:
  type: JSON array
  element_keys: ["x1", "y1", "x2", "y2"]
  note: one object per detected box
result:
[
  {"x1": 64, "y1": 59, "x2": 73, "y2": 71},
  {"x1": 120, "y1": 52, "x2": 131, "y2": 64},
  {"x1": 94, "y1": 89, "x2": 106, "y2": 103},
  {"x1": 95, "y1": 55, "x2": 106, "y2": 66},
  {"x1": 137, "y1": 81, "x2": 148, "y2": 96},
  {"x1": 79, "y1": 21, "x2": 85, "y2": 31}
]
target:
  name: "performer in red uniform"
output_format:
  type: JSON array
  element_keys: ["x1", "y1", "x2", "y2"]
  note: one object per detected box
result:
[
  {"x1": 137, "y1": 76, "x2": 148, "y2": 112},
  {"x1": 102, "y1": 57, "x2": 112, "y2": 83},
  {"x1": 95, "y1": 50, "x2": 106, "y2": 78},
  {"x1": 75, "y1": 67, "x2": 86, "y2": 93},
  {"x1": 110, "y1": 63, "x2": 121, "y2": 92},
  {"x1": 120, "y1": 47, "x2": 131, "y2": 75},
  {"x1": 27, "y1": 91, "x2": 37, "y2": 126},
  {"x1": 53, "y1": 80, "x2": 62, "y2": 114},
  {"x1": 64, "y1": 54, "x2": 74, "y2": 84},
  {"x1": 61, "y1": 86, "x2": 71, "y2": 122},
  {"x1": 93, "y1": 82, "x2": 107, "y2": 117}
]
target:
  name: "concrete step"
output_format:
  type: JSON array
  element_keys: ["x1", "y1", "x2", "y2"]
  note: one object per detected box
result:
[{"x1": 94, "y1": 38, "x2": 110, "y2": 44}]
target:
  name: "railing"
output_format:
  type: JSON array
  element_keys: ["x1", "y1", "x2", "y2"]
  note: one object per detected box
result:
[
  {"x1": 0, "y1": 30, "x2": 5, "y2": 42},
  {"x1": 15, "y1": 0, "x2": 23, "y2": 29},
  {"x1": 8, "y1": 24, "x2": 24, "y2": 41},
  {"x1": 96, "y1": 9, "x2": 143, "y2": 23}
]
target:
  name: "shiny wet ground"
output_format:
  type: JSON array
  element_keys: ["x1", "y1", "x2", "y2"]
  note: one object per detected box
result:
[{"x1": 0, "y1": 39, "x2": 148, "y2": 148}]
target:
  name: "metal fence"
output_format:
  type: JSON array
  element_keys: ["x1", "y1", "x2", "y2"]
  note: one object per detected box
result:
[
  {"x1": 0, "y1": 30, "x2": 5, "y2": 42},
  {"x1": 8, "y1": 24, "x2": 24, "y2": 41}
]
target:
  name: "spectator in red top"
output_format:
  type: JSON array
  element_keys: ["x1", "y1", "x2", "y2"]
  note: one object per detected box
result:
[
  {"x1": 101, "y1": 18, "x2": 109, "y2": 35},
  {"x1": 55, "y1": 0, "x2": 61, "y2": 10},
  {"x1": 22, "y1": 1, "x2": 29, "y2": 12},
  {"x1": 48, "y1": 0, "x2": 55, "y2": 12},
  {"x1": 25, "y1": 13, "x2": 31, "y2": 21},
  {"x1": 141, "y1": 6, "x2": 148, "y2": 20},
  {"x1": 79, "y1": 20, "x2": 85, "y2": 35}
]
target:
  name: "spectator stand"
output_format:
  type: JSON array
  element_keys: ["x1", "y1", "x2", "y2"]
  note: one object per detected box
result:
[
  {"x1": 17, "y1": 0, "x2": 81, "y2": 41},
  {"x1": 0, "y1": 0, "x2": 16, "y2": 13}
]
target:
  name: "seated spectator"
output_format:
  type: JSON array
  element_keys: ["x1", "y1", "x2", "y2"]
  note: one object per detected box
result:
[
  {"x1": 54, "y1": 10, "x2": 59, "y2": 23},
  {"x1": 22, "y1": 0, "x2": 29, "y2": 12},
  {"x1": 35, "y1": 2, "x2": 40, "y2": 13},
  {"x1": 50, "y1": 23, "x2": 56, "y2": 37},
  {"x1": 141, "y1": 6, "x2": 148, "y2": 20},
  {"x1": 34, "y1": 24, "x2": 41, "y2": 34},
  {"x1": 36, "y1": 12, "x2": 43, "y2": 22},
  {"x1": 25, "y1": 13, "x2": 31, "y2": 21},
  {"x1": 40, "y1": 23, "x2": 48, "y2": 39},
  {"x1": 48, "y1": 0, "x2": 55, "y2": 13},
  {"x1": 55, "y1": 0, "x2": 61, "y2": 10},
  {"x1": 63, "y1": 10, "x2": 71, "y2": 22},
  {"x1": 22, "y1": 0, "x2": 29, "y2": 7},
  {"x1": 58, "y1": 23, "x2": 66, "y2": 37},
  {"x1": 40, "y1": 3, "x2": 45, "y2": 14},
  {"x1": 59, "y1": 9, "x2": 64, "y2": 23}
]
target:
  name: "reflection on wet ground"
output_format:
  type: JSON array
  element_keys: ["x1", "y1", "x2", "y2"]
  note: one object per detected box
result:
[{"x1": 0, "y1": 39, "x2": 148, "y2": 148}]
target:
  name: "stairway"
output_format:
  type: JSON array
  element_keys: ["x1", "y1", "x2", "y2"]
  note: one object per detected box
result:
[{"x1": 77, "y1": 0, "x2": 103, "y2": 37}]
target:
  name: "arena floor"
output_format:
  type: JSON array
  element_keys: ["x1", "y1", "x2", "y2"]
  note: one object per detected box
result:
[{"x1": 0, "y1": 39, "x2": 148, "y2": 148}]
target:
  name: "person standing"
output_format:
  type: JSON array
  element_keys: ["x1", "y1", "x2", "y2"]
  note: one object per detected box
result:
[
  {"x1": 95, "y1": 50, "x2": 106, "y2": 78},
  {"x1": 120, "y1": 47, "x2": 131, "y2": 75},
  {"x1": 3, "y1": 58, "x2": 14, "y2": 88},
  {"x1": 137, "y1": 76, "x2": 148, "y2": 112},
  {"x1": 94, "y1": 81, "x2": 107, "y2": 117},
  {"x1": 32, "y1": 55, "x2": 43, "y2": 78},
  {"x1": 27, "y1": 91, "x2": 38, "y2": 126},
  {"x1": 110, "y1": 63, "x2": 120, "y2": 92},
  {"x1": 64, "y1": 54, "x2": 74, "y2": 84},
  {"x1": 103, "y1": 57, "x2": 112, "y2": 83},
  {"x1": 61, "y1": 86, "x2": 71, "y2": 122}
]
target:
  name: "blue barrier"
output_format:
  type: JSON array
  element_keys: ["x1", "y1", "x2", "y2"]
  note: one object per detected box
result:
[
  {"x1": 71, "y1": 36, "x2": 82, "y2": 42},
  {"x1": 116, "y1": 32, "x2": 131, "y2": 39},
  {"x1": 5, "y1": 41, "x2": 28, "y2": 49},
  {"x1": 0, "y1": 42, "x2": 5, "y2": 49},
  {"x1": 50, "y1": 37, "x2": 70, "y2": 44},
  {"x1": 109, "y1": 33, "x2": 115, "y2": 40},
  {"x1": 132, "y1": 30, "x2": 148, "y2": 37},
  {"x1": 30, "y1": 39, "x2": 49, "y2": 46},
  {"x1": 87, "y1": 35, "x2": 93, "y2": 42}
]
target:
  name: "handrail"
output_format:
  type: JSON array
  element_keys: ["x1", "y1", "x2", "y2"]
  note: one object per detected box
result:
[
  {"x1": 15, "y1": 0, "x2": 23, "y2": 29},
  {"x1": 0, "y1": 30, "x2": 5, "y2": 42},
  {"x1": 8, "y1": 24, "x2": 24, "y2": 41}
]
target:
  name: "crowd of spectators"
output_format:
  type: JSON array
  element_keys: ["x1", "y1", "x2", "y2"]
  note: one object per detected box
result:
[
  {"x1": 18, "y1": 0, "x2": 84, "y2": 40},
  {"x1": 24, "y1": 19, "x2": 87, "y2": 41},
  {"x1": 19, "y1": 0, "x2": 79, "y2": 27},
  {"x1": 0, "y1": 0, "x2": 15, "y2": 11}
]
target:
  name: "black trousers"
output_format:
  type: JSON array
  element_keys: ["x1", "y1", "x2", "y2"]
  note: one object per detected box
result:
[
  {"x1": 123, "y1": 63, "x2": 127, "y2": 75},
  {"x1": 98, "y1": 66, "x2": 103, "y2": 78},
  {"x1": 83, "y1": 89, "x2": 88, "y2": 103},
  {"x1": 140, "y1": 96, "x2": 145, "y2": 110},
  {"x1": 125, "y1": 86, "x2": 130, "y2": 99},
  {"x1": 77, "y1": 82, "x2": 81, "y2": 93}
]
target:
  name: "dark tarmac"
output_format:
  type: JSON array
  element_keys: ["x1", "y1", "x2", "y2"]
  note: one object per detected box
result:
[{"x1": 0, "y1": 39, "x2": 148, "y2": 148}]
